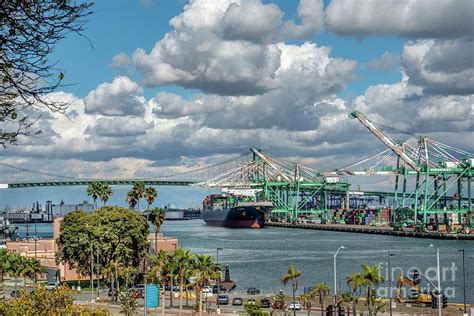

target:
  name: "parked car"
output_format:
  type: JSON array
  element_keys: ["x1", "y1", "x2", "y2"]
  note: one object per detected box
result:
[
  {"x1": 272, "y1": 299, "x2": 285, "y2": 309},
  {"x1": 202, "y1": 286, "x2": 213, "y2": 294},
  {"x1": 212, "y1": 285, "x2": 226, "y2": 293},
  {"x1": 288, "y1": 301, "x2": 301, "y2": 310},
  {"x1": 134, "y1": 284, "x2": 145, "y2": 292},
  {"x1": 164, "y1": 285, "x2": 180, "y2": 291},
  {"x1": 232, "y1": 297, "x2": 243, "y2": 306},
  {"x1": 246, "y1": 298, "x2": 256, "y2": 305},
  {"x1": 247, "y1": 287, "x2": 261, "y2": 295},
  {"x1": 260, "y1": 297, "x2": 271, "y2": 308},
  {"x1": 129, "y1": 284, "x2": 145, "y2": 299},
  {"x1": 46, "y1": 282, "x2": 58, "y2": 290},
  {"x1": 217, "y1": 294, "x2": 229, "y2": 305}
]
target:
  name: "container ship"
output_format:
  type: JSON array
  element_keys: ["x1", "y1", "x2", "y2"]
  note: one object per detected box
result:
[{"x1": 201, "y1": 192, "x2": 272, "y2": 228}]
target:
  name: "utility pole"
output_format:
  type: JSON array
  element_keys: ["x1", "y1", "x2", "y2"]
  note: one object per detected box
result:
[
  {"x1": 91, "y1": 242, "x2": 94, "y2": 302},
  {"x1": 459, "y1": 249, "x2": 467, "y2": 316},
  {"x1": 430, "y1": 245, "x2": 441, "y2": 316},
  {"x1": 34, "y1": 222, "x2": 37, "y2": 258},
  {"x1": 216, "y1": 247, "x2": 223, "y2": 314},
  {"x1": 388, "y1": 253, "x2": 395, "y2": 316},
  {"x1": 143, "y1": 257, "x2": 148, "y2": 316},
  {"x1": 334, "y1": 246, "x2": 345, "y2": 314},
  {"x1": 96, "y1": 246, "x2": 100, "y2": 301}
]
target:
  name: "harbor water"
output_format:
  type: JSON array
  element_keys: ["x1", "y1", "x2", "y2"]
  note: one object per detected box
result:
[{"x1": 17, "y1": 220, "x2": 473, "y2": 303}]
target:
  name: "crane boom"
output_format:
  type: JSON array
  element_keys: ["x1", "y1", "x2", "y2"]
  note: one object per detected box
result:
[
  {"x1": 351, "y1": 111, "x2": 420, "y2": 171},
  {"x1": 250, "y1": 148, "x2": 293, "y2": 183}
]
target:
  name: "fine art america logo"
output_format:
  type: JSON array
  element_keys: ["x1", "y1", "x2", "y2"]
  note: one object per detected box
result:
[{"x1": 376, "y1": 262, "x2": 458, "y2": 298}]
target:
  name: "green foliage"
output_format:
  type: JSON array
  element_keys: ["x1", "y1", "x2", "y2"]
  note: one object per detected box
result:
[
  {"x1": 0, "y1": 286, "x2": 109, "y2": 315},
  {"x1": 0, "y1": 249, "x2": 9, "y2": 280},
  {"x1": 372, "y1": 293, "x2": 386, "y2": 315},
  {"x1": 119, "y1": 290, "x2": 138, "y2": 316},
  {"x1": 0, "y1": 249, "x2": 8, "y2": 299},
  {"x1": 312, "y1": 282, "x2": 330, "y2": 297},
  {"x1": 6, "y1": 251, "x2": 24, "y2": 281},
  {"x1": 174, "y1": 248, "x2": 194, "y2": 314},
  {"x1": 192, "y1": 254, "x2": 220, "y2": 290},
  {"x1": 280, "y1": 264, "x2": 301, "y2": 286},
  {"x1": 127, "y1": 182, "x2": 146, "y2": 210},
  {"x1": 361, "y1": 264, "x2": 385, "y2": 286},
  {"x1": 99, "y1": 184, "x2": 113, "y2": 205},
  {"x1": 301, "y1": 292, "x2": 313, "y2": 310},
  {"x1": 55, "y1": 210, "x2": 91, "y2": 275},
  {"x1": 22, "y1": 257, "x2": 45, "y2": 280},
  {"x1": 87, "y1": 182, "x2": 113, "y2": 207},
  {"x1": 148, "y1": 250, "x2": 169, "y2": 284},
  {"x1": 56, "y1": 206, "x2": 149, "y2": 278},
  {"x1": 243, "y1": 300, "x2": 269, "y2": 315},
  {"x1": 346, "y1": 272, "x2": 366, "y2": 296},
  {"x1": 341, "y1": 292, "x2": 353, "y2": 303},
  {"x1": 280, "y1": 263, "x2": 301, "y2": 305},
  {"x1": 145, "y1": 187, "x2": 158, "y2": 210},
  {"x1": 0, "y1": 1, "x2": 93, "y2": 147},
  {"x1": 148, "y1": 249, "x2": 223, "y2": 314},
  {"x1": 349, "y1": 264, "x2": 385, "y2": 315},
  {"x1": 126, "y1": 190, "x2": 138, "y2": 209},
  {"x1": 1, "y1": 250, "x2": 44, "y2": 299},
  {"x1": 149, "y1": 207, "x2": 166, "y2": 233},
  {"x1": 87, "y1": 182, "x2": 102, "y2": 207}
]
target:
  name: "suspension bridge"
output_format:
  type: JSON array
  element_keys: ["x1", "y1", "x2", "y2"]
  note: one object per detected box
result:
[{"x1": 1, "y1": 112, "x2": 473, "y2": 228}]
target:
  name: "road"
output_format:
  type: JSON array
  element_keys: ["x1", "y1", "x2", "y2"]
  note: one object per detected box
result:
[{"x1": 3, "y1": 283, "x2": 470, "y2": 315}]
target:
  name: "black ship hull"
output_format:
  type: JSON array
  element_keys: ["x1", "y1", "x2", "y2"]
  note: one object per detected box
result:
[{"x1": 201, "y1": 205, "x2": 267, "y2": 228}]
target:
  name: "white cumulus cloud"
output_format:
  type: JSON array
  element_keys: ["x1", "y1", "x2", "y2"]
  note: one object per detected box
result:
[{"x1": 326, "y1": 0, "x2": 474, "y2": 39}]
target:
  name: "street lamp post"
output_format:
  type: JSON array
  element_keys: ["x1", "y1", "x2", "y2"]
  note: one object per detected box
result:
[
  {"x1": 91, "y1": 242, "x2": 94, "y2": 303},
  {"x1": 96, "y1": 247, "x2": 100, "y2": 301},
  {"x1": 429, "y1": 244, "x2": 441, "y2": 316},
  {"x1": 216, "y1": 247, "x2": 223, "y2": 314},
  {"x1": 334, "y1": 246, "x2": 345, "y2": 312},
  {"x1": 459, "y1": 249, "x2": 467, "y2": 316},
  {"x1": 388, "y1": 253, "x2": 395, "y2": 316}
]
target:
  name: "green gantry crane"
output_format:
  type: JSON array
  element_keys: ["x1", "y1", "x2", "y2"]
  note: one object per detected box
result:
[{"x1": 351, "y1": 111, "x2": 474, "y2": 230}]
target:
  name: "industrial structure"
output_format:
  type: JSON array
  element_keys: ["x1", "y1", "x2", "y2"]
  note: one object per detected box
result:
[
  {"x1": 350, "y1": 112, "x2": 473, "y2": 230},
  {"x1": 1, "y1": 112, "x2": 472, "y2": 232}
]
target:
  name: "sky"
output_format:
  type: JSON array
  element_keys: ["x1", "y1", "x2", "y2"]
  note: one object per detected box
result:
[{"x1": 1, "y1": 0, "x2": 473, "y2": 207}]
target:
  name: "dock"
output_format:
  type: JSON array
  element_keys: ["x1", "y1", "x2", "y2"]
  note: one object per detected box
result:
[{"x1": 266, "y1": 222, "x2": 474, "y2": 240}]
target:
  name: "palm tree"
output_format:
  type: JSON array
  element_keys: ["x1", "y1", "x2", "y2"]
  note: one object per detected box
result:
[
  {"x1": 149, "y1": 250, "x2": 170, "y2": 316},
  {"x1": 149, "y1": 207, "x2": 166, "y2": 254},
  {"x1": 7, "y1": 252, "x2": 25, "y2": 295},
  {"x1": 312, "y1": 282, "x2": 330, "y2": 316},
  {"x1": 183, "y1": 264, "x2": 196, "y2": 307},
  {"x1": 361, "y1": 264, "x2": 385, "y2": 316},
  {"x1": 126, "y1": 190, "x2": 138, "y2": 209},
  {"x1": 301, "y1": 293, "x2": 313, "y2": 316},
  {"x1": 0, "y1": 249, "x2": 11, "y2": 299},
  {"x1": 346, "y1": 272, "x2": 366, "y2": 316},
  {"x1": 192, "y1": 254, "x2": 220, "y2": 316},
  {"x1": 132, "y1": 182, "x2": 146, "y2": 210},
  {"x1": 175, "y1": 248, "x2": 194, "y2": 316},
  {"x1": 280, "y1": 264, "x2": 301, "y2": 316},
  {"x1": 99, "y1": 183, "x2": 113, "y2": 205},
  {"x1": 87, "y1": 182, "x2": 103, "y2": 209},
  {"x1": 165, "y1": 253, "x2": 179, "y2": 308},
  {"x1": 145, "y1": 187, "x2": 157, "y2": 210},
  {"x1": 21, "y1": 257, "x2": 44, "y2": 290}
]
